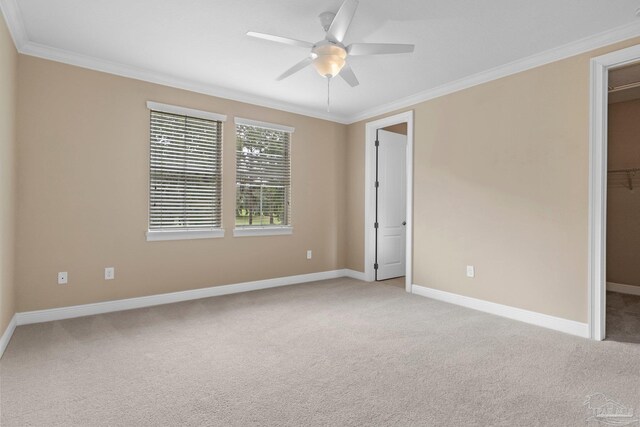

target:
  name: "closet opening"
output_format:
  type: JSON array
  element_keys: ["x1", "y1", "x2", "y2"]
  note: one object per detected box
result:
[{"x1": 605, "y1": 61, "x2": 640, "y2": 343}]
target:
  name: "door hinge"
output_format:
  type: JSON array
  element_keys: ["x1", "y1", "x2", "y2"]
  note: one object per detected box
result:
[
  {"x1": 374, "y1": 222, "x2": 379, "y2": 229},
  {"x1": 375, "y1": 140, "x2": 380, "y2": 147},
  {"x1": 375, "y1": 181, "x2": 379, "y2": 188},
  {"x1": 374, "y1": 263, "x2": 379, "y2": 270}
]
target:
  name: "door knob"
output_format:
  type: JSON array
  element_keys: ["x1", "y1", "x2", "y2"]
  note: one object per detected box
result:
[{"x1": 402, "y1": 221, "x2": 406, "y2": 226}]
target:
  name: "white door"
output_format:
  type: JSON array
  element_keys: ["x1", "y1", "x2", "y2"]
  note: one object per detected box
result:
[{"x1": 376, "y1": 129, "x2": 407, "y2": 280}]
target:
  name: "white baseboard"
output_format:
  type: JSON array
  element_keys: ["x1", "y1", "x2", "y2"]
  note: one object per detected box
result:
[
  {"x1": 411, "y1": 284, "x2": 589, "y2": 338},
  {"x1": 2, "y1": 272, "x2": 595, "y2": 358},
  {"x1": 15, "y1": 269, "x2": 346, "y2": 326},
  {"x1": 344, "y1": 269, "x2": 368, "y2": 281},
  {"x1": 607, "y1": 282, "x2": 640, "y2": 297},
  {"x1": 0, "y1": 314, "x2": 16, "y2": 359}
]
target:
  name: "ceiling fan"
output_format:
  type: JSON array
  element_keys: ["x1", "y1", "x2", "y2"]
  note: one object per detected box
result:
[{"x1": 247, "y1": 0, "x2": 415, "y2": 109}]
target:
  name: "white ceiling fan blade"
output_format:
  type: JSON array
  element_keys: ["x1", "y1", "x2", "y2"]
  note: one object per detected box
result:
[
  {"x1": 347, "y1": 43, "x2": 415, "y2": 56},
  {"x1": 340, "y1": 64, "x2": 359, "y2": 87},
  {"x1": 247, "y1": 32, "x2": 314, "y2": 49},
  {"x1": 326, "y1": 0, "x2": 359, "y2": 43},
  {"x1": 277, "y1": 57, "x2": 313, "y2": 81}
]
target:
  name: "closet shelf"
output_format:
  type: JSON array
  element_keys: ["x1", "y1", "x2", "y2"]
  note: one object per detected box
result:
[{"x1": 608, "y1": 168, "x2": 640, "y2": 174}]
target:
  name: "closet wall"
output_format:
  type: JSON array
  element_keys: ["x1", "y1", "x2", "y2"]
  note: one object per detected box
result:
[{"x1": 607, "y1": 98, "x2": 640, "y2": 289}]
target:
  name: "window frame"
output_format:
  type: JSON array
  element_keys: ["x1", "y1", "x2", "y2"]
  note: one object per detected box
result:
[
  {"x1": 233, "y1": 117, "x2": 294, "y2": 238},
  {"x1": 146, "y1": 101, "x2": 227, "y2": 242}
]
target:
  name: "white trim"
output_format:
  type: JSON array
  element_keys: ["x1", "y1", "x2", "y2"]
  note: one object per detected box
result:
[
  {"x1": 589, "y1": 54, "x2": 608, "y2": 342},
  {"x1": 233, "y1": 226, "x2": 293, "y2": 237},
  {"x1": 406, "y1": 114, "x2": 414, "y2": 293},
  {"x1": 607, "y1": 282, "x2": 640, "y2": 297},
  {"x1": 0, "y1": 314, "x2": 16, "y2": 359},
  {"x1": 589, "y1": 44, "x2": 640, "y2": 341},
  {"x1": 364, "y1": 111, "x2": 414, "y2": 293},
  {"x1": 411, "y1": 284, "x2": 589, "y2": 338},
  {"x1": 344, "y1": 269, "x2": 368, "y2": 281},
  {"x1": 347, "y1": 21, "x2": 640, "y2": 124},
  {"x1": 0, "y1": 0, "x2": 638, "y2": 125},
  {"x1": 15, "y1": 270, "x2": 345, "y2": 326},
  {"x1": 234, "y1": 117, "x2": 295, "y2": 133},
  {"x1": 16, "y1": 41, "x2": 349, "y2": 124},
  {"x1": 0, "y1": 0, "x2": 26, "y2": 49},
  {"x1": 146, "y1": 101, "x2": 227, "y2": 122},
  {"x1": 146, "y1": 229, "x2": 225, "y2": 242},
  {"x1": 2, "y1": 272, "x2": 595, "y2": 356}
]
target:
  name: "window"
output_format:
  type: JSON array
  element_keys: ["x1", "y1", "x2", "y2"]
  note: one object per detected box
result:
[
  {"x1": 234, "y1": 118, "x2": 294, "y2": 237},
  {"x1": 146, "y1": 102, "x2": 226, "y2": 241}
]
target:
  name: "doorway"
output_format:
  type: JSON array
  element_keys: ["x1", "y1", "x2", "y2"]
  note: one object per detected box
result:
[
  {"x1": 376, "y1": 128, "x2": 407, "y2": 281},
  {"x1": 590, "y1": 44, "x2": 640, "y2": 340},
  {"x1": 364, "y1": 111, "x2": 414, "y2": 292},
  {"x1": 602, "y1": 61, "x2": 640, "y2": 343}
]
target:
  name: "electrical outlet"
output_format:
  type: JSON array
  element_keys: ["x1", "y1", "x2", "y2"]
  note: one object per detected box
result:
[
  {"x1": 466, "y1": 265, "x2": 475, "y2": 278},
  {"x1": 307, "y1": 250, "x2": 312, "y2": 260},
  {"x1": 105, "y1": 267, "x2": 115, "y2": 280},
  {"x1": 58, "y1": 272, "x2": 68, "y2": 285}
]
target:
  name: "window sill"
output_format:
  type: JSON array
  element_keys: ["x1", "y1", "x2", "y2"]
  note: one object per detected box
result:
[
  {"x1": 233, "y1": 226, "x2": 293, "y2": 237},
  {"x1": 146, "y1": 229, "x2": 225, "y2": 242}
]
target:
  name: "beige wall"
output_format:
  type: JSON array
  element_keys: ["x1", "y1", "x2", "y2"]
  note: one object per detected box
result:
[
  {"x1": 0, "y1": 17, "x2": 17, "y2": 333},
  {"x1": 346, "y1": 38, "x2": 640, "y2": 323},
  {"x1": 16, "y1": 56, "x2": 347, "y2": 312},
  {"x1": 9, "y1": 29, "x2": 640, "y2": 324},
  {"x1": 383, "y1": 123, "x2": 408, "y2": 135},
  {"x1": 345, "y1": 123, "x2": 365, "y2": 272},
  {"x1": 607, "y1": 99, "x2": 640, "y2": 288}
]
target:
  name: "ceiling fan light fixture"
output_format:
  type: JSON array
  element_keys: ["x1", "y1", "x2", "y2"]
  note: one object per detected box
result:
[
  {"x1": 312, "y1": 44, "x2": 347, "y2": 78},
  {"x1": 247, "y1": 0, "x2": 416, "y2": 108}
]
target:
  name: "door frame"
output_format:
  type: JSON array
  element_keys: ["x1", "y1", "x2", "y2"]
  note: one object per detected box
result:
[
  {"x1": 589, "y1": 44, "x2": 640, "y2": 341},
  {"x1": 364, "y1": 111, "x2": 414, "y2": 292}
]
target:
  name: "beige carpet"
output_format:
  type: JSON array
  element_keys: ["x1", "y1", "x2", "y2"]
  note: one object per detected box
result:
[
  {"x1": 1, "y1": 278, "x2": 640, "y2": 426},
  {"x1": 607, "y1": 290, "x2": 640, "y2": 344},
  {"x1": 378, "y1": 276, "x2": 406, "y2": 289}
]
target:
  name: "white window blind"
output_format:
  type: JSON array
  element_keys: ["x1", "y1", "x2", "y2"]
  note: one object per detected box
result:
[
  {"x1": 149, "y1": 107, "x2": 223, "y2": 233},
  {"x1": 235, "y1": 119, "x2": 293, "y2": 228}
]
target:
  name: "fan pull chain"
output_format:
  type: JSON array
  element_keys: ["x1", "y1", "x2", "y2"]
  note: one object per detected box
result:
[{"x1": 327, "y1": 76, "x2": 331, "y2": 112}]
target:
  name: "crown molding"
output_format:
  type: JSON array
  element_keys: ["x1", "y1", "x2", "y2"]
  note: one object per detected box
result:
[
  {"x1": 0, "y1": 1, "x2": 346, "y2": 123},
  {"x1": 19, "y1": 41, "x2": 349, "y2": 124},
  {"x1": 2, "y1": 0, "x2": 640, "y2": 125},
  {"x1": 0, "y1": 0, "x2": 347, "y2": 122},
  {"x1": 0, "y1": 0, "x2": 26, "y2": 48},
  {"x1": 343, "y1": 21, "x2": 640, "y2": 124}
]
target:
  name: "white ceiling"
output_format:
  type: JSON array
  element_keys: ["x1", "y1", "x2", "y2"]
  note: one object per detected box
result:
[{"x1": 3, "y1": 0, "x2": 640, "y2": 122}]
